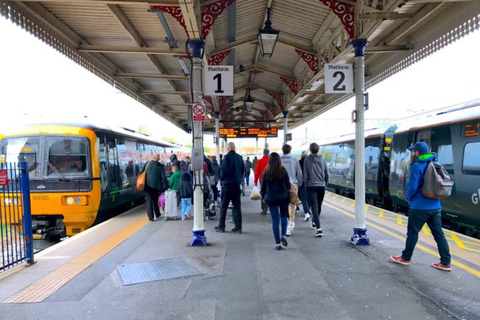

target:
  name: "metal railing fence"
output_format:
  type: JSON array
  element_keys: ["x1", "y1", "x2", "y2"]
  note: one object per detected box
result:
[{"x1": 0, "y1": 162, "x2": 34, "y2": 272}]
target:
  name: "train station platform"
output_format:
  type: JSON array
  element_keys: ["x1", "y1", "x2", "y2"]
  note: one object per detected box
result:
[{"x1": 0, "y1": 185, "x2": 479, "y2": 320}]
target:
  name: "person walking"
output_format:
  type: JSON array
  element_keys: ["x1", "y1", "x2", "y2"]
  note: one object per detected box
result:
[
  {"x1": 140, "y1": 154, "x2": 169, "y2": 221},
  {"x1": 211, "y1": 155, "x2": 220, "y2": 202},
  {"x1": 261, "y1": 152, "x2": 291, "y2": 250},
  {"x1": 390, "y1": 142, "x2": 451, "y2": 271},
  {"x1": 245, "y1": 157, "x2": 252, "y2": 186},
  {"x1": 281, "y1": 144, "x2": 303, "y2": 236},
  {"x1": 254, "y1": 149, "x2": 270, "y2": 215},
  {"x1": 298, "y1": 151, "x2": 311, "y2": 221},
  {"x1": 303, "y1": 143, "x2": 329, "y2": 237},
  {"x1": 215, "y1": 142, "x2": 245, "y2": 233},
  {"x1": 178, "y1": 171, "x2": 193, "y2": 220},
  {"x1": 252, "y1": 156, "x2": 258, "y2": 173}
]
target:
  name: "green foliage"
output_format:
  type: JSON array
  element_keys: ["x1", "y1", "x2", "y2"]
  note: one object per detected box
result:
[{"x1": 137, "y1": 125, "x2": 151, "y2": 136}]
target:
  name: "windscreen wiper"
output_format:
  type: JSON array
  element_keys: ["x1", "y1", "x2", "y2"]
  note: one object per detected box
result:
[{"x1": 47, "y1": 161, "x2": 70, "y2": 182}]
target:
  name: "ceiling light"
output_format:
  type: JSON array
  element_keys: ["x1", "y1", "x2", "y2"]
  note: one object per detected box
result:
[{"x1": 258, "y1": 8, "x2": 279, "y2": 58}]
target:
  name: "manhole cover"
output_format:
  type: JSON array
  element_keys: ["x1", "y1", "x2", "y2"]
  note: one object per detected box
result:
[{"x1": 117, "y1": 258, "x2": 200, "y2": 286}]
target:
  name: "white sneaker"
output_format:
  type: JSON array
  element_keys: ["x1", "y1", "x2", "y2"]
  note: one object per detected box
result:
[
  {"x1": 304, "y1": 213, "x2": 310, "y2": 222},
  {"x1": 291, "y1": 221, "x2": 295, "y2": 229}
]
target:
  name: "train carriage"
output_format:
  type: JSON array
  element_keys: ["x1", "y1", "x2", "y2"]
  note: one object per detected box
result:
[{"x1": 0, "y1": 122, "x2": 179, "y2": 239}]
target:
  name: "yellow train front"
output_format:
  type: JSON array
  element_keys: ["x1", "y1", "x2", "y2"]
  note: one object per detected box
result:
[{"x1": 0, "y1": 123, "x2": 174, "y2": 240}]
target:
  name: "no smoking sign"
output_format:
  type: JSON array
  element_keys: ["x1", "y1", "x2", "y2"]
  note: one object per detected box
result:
[{"x1": 192, "y1": 103, "x2": 206, "y2": 122}]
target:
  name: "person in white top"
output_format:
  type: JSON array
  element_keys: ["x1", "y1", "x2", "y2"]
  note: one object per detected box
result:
[{"x1": 280, "y1": 144, "x2": 303, "y2": 236}]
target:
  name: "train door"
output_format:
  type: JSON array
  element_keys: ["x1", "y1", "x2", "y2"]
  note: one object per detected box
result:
[
  {"x1": 389, "y1": 131, "x2": 410, "y2": 210},
  {"x1": 106, "y1": 137, "x2": 121, "y2": 211},
  {"x1": 451, "y1": 121, "x2": 480, "y2": 231},
  {"x1": 365, "y1": 138, "x2": 381, "y2": 202},
  {"x1": 430, "y1": 125, "x2": 460, "y2": 220}
]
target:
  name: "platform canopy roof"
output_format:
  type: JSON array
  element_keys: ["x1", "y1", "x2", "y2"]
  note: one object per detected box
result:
[{"x1": 2, "y1": 0, "x2": 479, "y2": 131}]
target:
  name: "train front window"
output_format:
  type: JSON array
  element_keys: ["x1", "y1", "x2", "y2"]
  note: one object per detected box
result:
[
  {"x1": 0, "y1": 137, "x2": 40, "y2": 178},
  {"x1": 45, "y1": 136, "x2": 90, "y2": 179}
]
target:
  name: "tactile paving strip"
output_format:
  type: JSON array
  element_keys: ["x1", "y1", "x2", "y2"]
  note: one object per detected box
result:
[
  {"x1": 4, "y1": 217, "x2": 150, "y2": 303},
  {"x1": 117, "y1": 258, "x2": 200, "y2": 286}
]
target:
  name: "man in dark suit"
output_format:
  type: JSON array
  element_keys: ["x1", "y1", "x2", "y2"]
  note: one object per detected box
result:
[{"x1": 215, "y1": 142, "x2": 245, "y2": 233}]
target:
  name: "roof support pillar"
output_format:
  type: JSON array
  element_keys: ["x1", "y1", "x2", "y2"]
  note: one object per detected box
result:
[
  {"x1": 282, "y1": 110, "x2": 289, "y2": 145},
  {"x1": 188, "y1": 39, "x2": 207, "y2": 247},
  {"x1": 215, "y1": 111, "x2": 220, "y2": 162},
  {"x1": 351, "y1": 39, "x2": 370, "y2": 246}
]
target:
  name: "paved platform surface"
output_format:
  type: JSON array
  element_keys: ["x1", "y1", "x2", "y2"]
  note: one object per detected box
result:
[{"x1": 1, "y1": 184, "x2": 479, "y2": 320}]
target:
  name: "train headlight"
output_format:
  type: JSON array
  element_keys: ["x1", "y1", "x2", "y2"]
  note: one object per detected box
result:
[{"x1": 63, "y1": 196, "x2": 88, "y2": 206}]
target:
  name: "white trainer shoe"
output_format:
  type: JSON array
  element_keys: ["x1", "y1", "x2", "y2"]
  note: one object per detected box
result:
[{"x1": 304, "y1": 213, "x2": 310, "y2": 222}]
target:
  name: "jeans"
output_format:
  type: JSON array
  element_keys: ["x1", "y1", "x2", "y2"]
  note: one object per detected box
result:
[
  {"x1": 268, "y1": 202, "x2": 289, "y2": 244},
  {"x1": 218, "y1": 185, "x2": 242, "y2": 229},
  {"x1": 181, "y1": 198, "x2": 192, "y2": 219},
  {"x1": 144, "y1": 187, "x2": 161, "y2": 220},
  {"x1": 402, "y1": 209, "x2": 451, "y2": 265},
  {"x1": 307, "y1": 186, "x2": 326, "y2": 229},
  {"x1": 298, "y1": 184, "x2": 310, "y2": 214}
]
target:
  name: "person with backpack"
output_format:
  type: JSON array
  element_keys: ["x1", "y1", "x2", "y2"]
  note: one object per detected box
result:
[
  {"x1": 260, "y1": 152, "x2": 291, "y2": 250},
  {"x1": 178, "y1": 171, "x2": 193, "y2": 220},
  {"x1": 140, "y1": 154, "x2": 169, "y2": 221},
  {"x1": 390, "y1": 141, "x2": 452, "y2": 271}
]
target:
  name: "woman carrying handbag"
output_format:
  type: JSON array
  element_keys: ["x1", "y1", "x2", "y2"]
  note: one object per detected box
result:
[{"x1": 260, "y1": 152, "x2": 291, "y2": 250}]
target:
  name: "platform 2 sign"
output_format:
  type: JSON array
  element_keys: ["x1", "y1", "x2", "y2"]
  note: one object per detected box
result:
[
  {"x1": 219, "y1": 127, "x2": 278, "y2": 138},
  {"x1": 324, "y1": 64, "x2": 353, "y2": 94},
  {"x1": 0, "y1": 170, "x2": 9, "y2": 186},
  {"x1": 192, "y1": 103, "x2": 206, "y2": 122},
  {"x1": 204, "y1": 65, "x2": 233, "y2": 96}
]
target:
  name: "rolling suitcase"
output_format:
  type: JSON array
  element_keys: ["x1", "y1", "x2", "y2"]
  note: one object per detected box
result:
[{"x1": 164, "y1": 190, "x2": 178, "y2": 220}]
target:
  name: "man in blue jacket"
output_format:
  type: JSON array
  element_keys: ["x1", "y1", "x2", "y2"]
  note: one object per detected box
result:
[
  {"x1": 215, "y1": 142, "x2": 245, "y2": 233},
  {"x1": 390, "y1": 142, "x2": 451, "y2": 271}
]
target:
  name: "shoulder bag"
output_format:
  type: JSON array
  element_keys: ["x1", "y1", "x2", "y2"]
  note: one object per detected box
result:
[{"x1": 136, "y1": 161, "x2": 150, "y2": 191}]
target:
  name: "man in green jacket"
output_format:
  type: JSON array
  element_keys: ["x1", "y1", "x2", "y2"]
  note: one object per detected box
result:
[{"x1": 141, "y1": 154, "x2": 169, "y2": 221}]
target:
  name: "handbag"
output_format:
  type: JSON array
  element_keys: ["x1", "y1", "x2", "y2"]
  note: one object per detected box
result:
[
  {"x1": 289, "y1": 183, "x2": 301, "y2": 205},
  {"x1": 136, "y1": 161, "x2": 150, "y2": 191}
]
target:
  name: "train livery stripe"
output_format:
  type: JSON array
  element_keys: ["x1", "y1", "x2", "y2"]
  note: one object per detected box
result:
[
  {"x1": 324, "y1": 201, "x2": 480, "y2": 279},
  {"x1": 4, "y1": 216, "x2": 150, "y2": 303}
]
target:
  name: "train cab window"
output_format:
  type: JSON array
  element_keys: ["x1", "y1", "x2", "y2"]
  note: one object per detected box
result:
[
  {"x1": 0, "y1": 136, "x2": 40, "y2": 178},
  {"x1": 462, "y1": 142, "x2": 480, "y2": 175},
  {"x1": 45, "y1": 136, "x2": 89, "y2": 178}
]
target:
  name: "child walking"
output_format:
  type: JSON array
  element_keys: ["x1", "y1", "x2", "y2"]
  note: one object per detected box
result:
[{"x1": 178, "y1": 171, "x2": 193, "y2": 220}]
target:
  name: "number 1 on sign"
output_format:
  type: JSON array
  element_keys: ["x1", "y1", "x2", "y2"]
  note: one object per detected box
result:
[{"x1": 213, "y1": 73, "x2": 224, "y2": 93}]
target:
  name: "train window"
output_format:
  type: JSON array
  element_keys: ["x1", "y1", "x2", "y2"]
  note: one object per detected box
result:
[
  {"x1": 99, "y1": 137, "x2": 108, "y2": 192},
  {"x1": 415, "y1": 129, "x2": 431, "y2": 146},
  {"x1": 437, "y1": 145, "x2": 454, "y2": 166},
  {"x1": 45, "y1": 136, "x2": 89, "y2": 178},
  {"x1": 462, "y1": 142, "x2": 480, "y2": 175},
  {"x1": 0, "y1": 136, "x2": 40, "y2": 178},
  {"x1": 107, "y1": 138, "x2": 121, "y2": 190}
]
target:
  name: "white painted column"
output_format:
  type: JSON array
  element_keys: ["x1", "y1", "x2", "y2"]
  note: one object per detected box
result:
[
  {"x1": 351, "y1": 39, "x2": 370, "y2": 245},
  {"x1": 282, "y1": 111, "x2": 288, "y2": 145},
  {"x1": 215, "y1": 111, "x2": 220, "y2": 161}
]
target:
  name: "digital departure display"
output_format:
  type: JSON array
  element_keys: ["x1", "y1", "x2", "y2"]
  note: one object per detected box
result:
[
  {"x1": 219, "y1": 127, "x2": 278, "y2": 138},
  {"x1": 463, "y1": 122, "x2": 479, "y2": 137}
]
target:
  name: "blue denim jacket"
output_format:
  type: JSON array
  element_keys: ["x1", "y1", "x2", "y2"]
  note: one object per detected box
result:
[{"x1": 406, "y1": 153, "x2": 441, "y2": 210}]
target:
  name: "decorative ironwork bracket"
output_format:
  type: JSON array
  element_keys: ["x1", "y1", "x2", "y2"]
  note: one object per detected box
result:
[
  {"x1": 318, "y1": 0, "x2": 355, "y2": 39},
  {"x1": 208, "y1": 50, "x2": 231, "y2": 65},
  {"x1": 265, "y1": 104, "x2": 279, "y2": 117},
  {"x1": 202, "y1": 0, "x2": 236, "y2": 39},
  {"x1": 295, "y1": 49, "x2": 319, "y2": 74},
  {"x1": 150, "y1": 6, "x2": 189, "y2": 37},
  {"x1": 280, "y1": 76, "x2": 298, "y2": 95},
  {"x1": 266, "y1": 91, "x2": 284, "y2": 111}
]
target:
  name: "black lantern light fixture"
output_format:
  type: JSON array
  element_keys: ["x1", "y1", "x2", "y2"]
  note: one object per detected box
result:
[
  {"x1": 258, "y1": 7, "x2": 279, "y2": 58},
  {"x1": 244, "y1": 91, "x2": 254, "y2": 112}
]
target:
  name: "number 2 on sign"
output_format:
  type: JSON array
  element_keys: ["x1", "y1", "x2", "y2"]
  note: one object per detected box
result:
[
  {"x1": 213, "y1": 73, "x2": 224, "y2": 93},
  {"x1": 333, "y1": 71, "x2": 346, "y2": 91}
]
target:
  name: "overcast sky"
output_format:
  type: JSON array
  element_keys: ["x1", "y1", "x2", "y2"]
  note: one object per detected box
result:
[{"x1": 0, "y1": 17, "x2": 479, "y2": 150}]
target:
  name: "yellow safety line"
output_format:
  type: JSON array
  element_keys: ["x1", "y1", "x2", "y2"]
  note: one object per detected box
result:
[
  {"x1": 351, "y1": 201, "x2": 355, "y2": 207},
  {"x1": 341, "y1": 198, "x2": 347, "y2": 203},
  {"x1": 397, "y1": 215, "x2": 403, "y2": 225},
  {"x1": 449, "y1": 233, "x2": 467, "y2": 250},
  {"x1": 422, "y1": 225, "x2": 432, "y2": 236},
  {"x1": 4, "y1": 217, "x2": 150, "y2": 303},
  {"x1": 324, "y1": 201, "x2": 480, "y2": 279},
  {"x1": 333, "y1": 195, "x2": 339, "y2": 199}
]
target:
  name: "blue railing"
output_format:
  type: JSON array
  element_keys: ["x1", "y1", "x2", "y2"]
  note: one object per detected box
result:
[{"x1": 0, "y1": 162, "x2": 34, "y2": 272}]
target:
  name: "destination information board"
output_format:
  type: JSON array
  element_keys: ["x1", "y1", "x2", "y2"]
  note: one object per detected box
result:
[{"x1": 219, "y1": 127, "x2": 278, "y2": 138}]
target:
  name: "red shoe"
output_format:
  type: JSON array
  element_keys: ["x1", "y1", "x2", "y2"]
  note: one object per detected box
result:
[
  {"x1": 390, "y1": 255, "x2": 411, "y2": 266},
  {"x1": 431, "y1": 263, "x2": 452, "y2": 272}
]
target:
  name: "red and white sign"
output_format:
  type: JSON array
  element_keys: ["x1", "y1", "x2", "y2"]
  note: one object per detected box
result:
[
  {"x1": 0, "y1": 170, "x2": 9, "y2": 186},
  {"x1": 192, "y1": 103, "x2": 206, "y2": 122}
]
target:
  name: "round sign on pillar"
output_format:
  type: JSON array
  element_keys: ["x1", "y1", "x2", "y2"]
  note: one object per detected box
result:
[{"x1": 192, "y1": 103, "x2": 206, "y2": 122}]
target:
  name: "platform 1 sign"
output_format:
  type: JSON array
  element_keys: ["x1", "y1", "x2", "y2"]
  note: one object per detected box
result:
[
  {"x1": 192, "y1": 103, "x2": 206, "y2": 122},
  {"x1": 204, "y1": 65, "x2": 233, "y2": 96},
  {"x1": 325, "y1": 64, "x2": 353, "y2": 94},
  {"x1": 0, "y1": 170, "x2": 9, "y2": 186}
]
